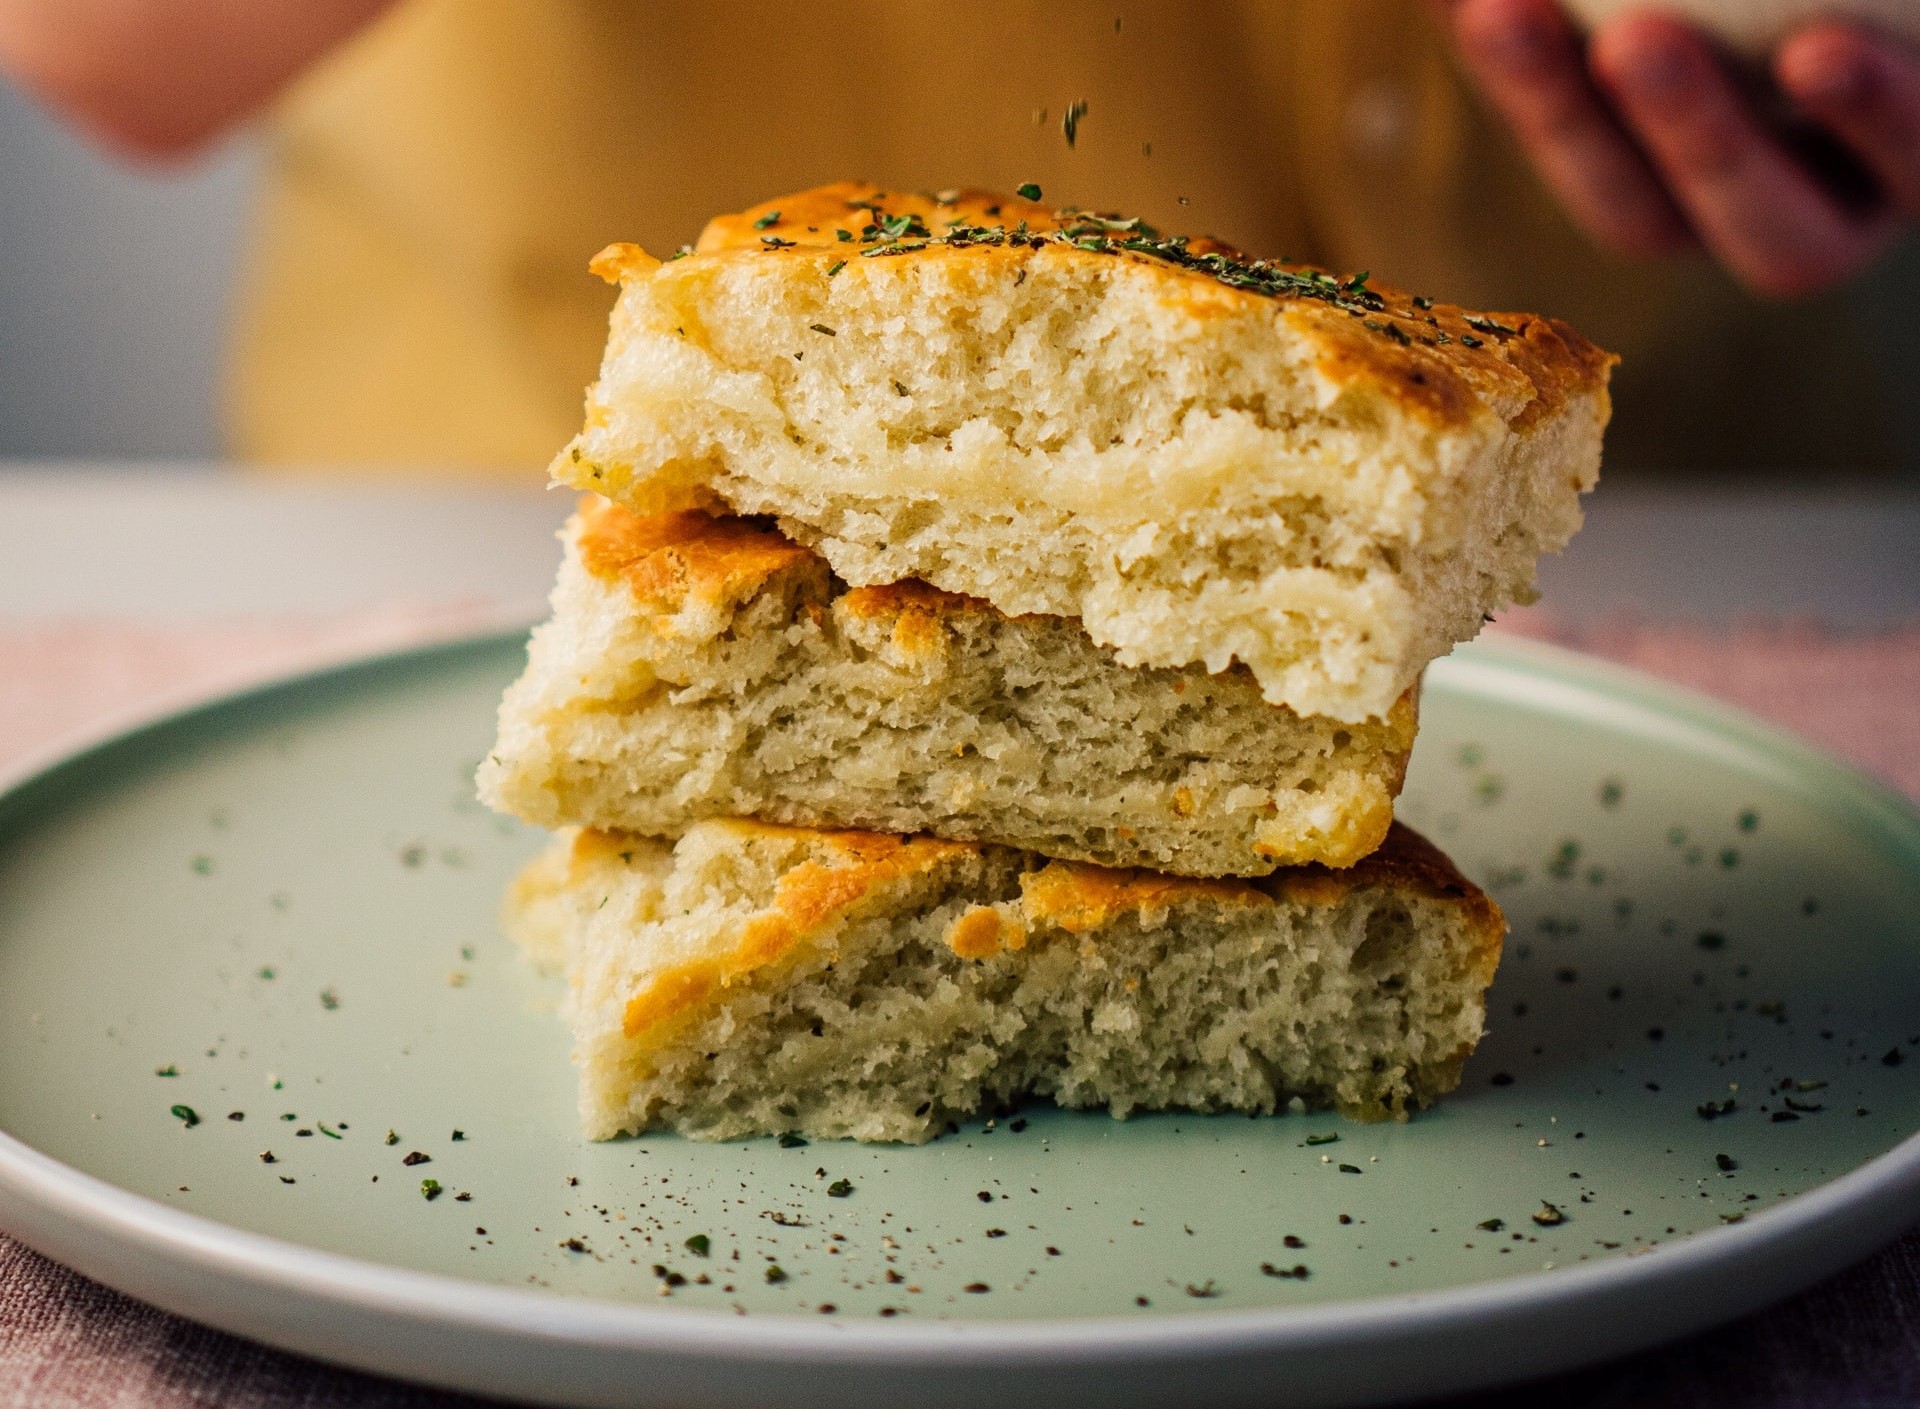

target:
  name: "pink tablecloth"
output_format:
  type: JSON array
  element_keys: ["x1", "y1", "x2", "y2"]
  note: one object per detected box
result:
[{"x1": 2, "y1": 613, "x2": 1918, "y2": 1409}]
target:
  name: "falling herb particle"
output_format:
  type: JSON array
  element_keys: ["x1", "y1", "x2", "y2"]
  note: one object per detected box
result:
[
  {"x1": 1698, "y1": 1098, "x2": 1737, "y2": 1120},
  {"x1": 1720, "y1": 1212, "x2": 1746, "y2": 1224},
  {"x1": 190, "y1": 856, "x2": 214, "y2": 875},
  {"x1": 155, "y1": 1065, "x2": 178, "y2": 1077},
  {"x1": 1738, "y1": 809, "x2": 1759, "y2": 832},
  {"x1": 1771, "y1": 1111, "x2": 1799, "y2": 1124},
  {"x1": 279, "y1": 1176, "x2": 295, "y2": 1185},
  {"x1": 1546, "y1": 840, "x2": 1581, "y2": 880},
  {"x1": 765, "y1": 1265, "x2": 788, "y2": 1284},
  {"x1": 1490, "y1": 1072, "x2": 1515, "y2": 1087},
  {"x1": 1305, "y1": 1132, "x2": 1340, "y2": 1146},
  {"x1": 1261, "y1": 1262, "x2": 1311, "y2": 1280},
  {"x1": 170, "y1": 1105, "x2": 199, "y2": 1128},
  {"x1": 560, "y1": 1236, "x2": 587, "y2": 1253},
  {"x1": 827, "y1": 1179, "x2": 854, "y2": 1198},
  {"x1": 421, "y1": 1179, "x2": 443, "y2": 1201},
  {"x1": 259, "y1": 1151, "x2": 276, "y2": 1164},
  {"x1": 1885, "y1": 1048, "x2": 1905, "y2": 1068},
  {"x1": 1338, "y1": 1163, "x2": 1363, "y2": 1175},
  {"x1": 986, "y1": 1228, "x2": 1007, "y2": 1238},
  {"x1": 317, "y1": 1121, "x2": 341, "y2": 1139},
  {"x1": 1015, "y1": 183, "x2": 1043, "y2": 201},
  {"x1": 1284, "y1": 1235, "x2": 1307, "y2": 1249},
  {"x1": 686, "y1": 1234, "x2": 711, "y2": 1257},
  {"x1": 319, "y1": 989, "x2": 339, "y2": 1011},
  {"x1": 227, "y1": 1111, "x2": 244, "y2": 1122},
  {"x1": 402, "y1": 1151, "x2": 431, "y2": 1167},
  {"x1": 384, "y1": 1130, "x2": 399, "y2": 1146},
  {"x1": 1719, "y1": 849, "x2": 1740, "y2": 869},
  {"x1": 963, "y1": 1282, "x2": 991, "y2": 1294},
  {"x1": 1599, "y1": 779, "x2": 1624, "y2": 808},
  {"x1": 1531, "y1": 1202, "x2": 1567, "y2": 1227},
  {"x1": 1477, "y1": 1218, "x2": 1505, "y2": 1232},
  {"x1": 1184, "y1": 1280, "x2": 1220, "y2": 1298},
  {"x1": 1063, "y1": 100, "x2": 1089, "y2": 147},
  {"x1": 652, "y1": 1265, "x2": 688, "y2": 1288},
  {"x1": 752, "y1": 210, "x2": 782, "y2": 229},
  {"x1": 977, "y1": 1190, "x2": 994, "y2": 1202},
  {"x1": 1716, "y1": 1153, "x2": 1738, "y2": 1171},
  {"x1": 1696, "y1": 932, "x2": 1727, "y2": 951}
]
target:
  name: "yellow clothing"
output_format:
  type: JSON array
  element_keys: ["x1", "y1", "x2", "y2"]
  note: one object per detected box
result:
[{"x1": 228, "y1": 0, "x2": 1906, "y2": 477}]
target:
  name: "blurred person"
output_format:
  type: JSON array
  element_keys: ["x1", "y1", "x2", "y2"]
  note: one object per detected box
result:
[{"x1": 0, "y1": 0, "x2": 1914, "y2": 477}]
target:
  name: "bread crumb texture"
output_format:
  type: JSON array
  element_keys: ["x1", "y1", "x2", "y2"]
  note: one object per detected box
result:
[
  {"x1": 505, "y1": 819, "x2": 1505, "y2": 1144},
  {"x1": 552, "y1": 182, "x2": 1614, "y2": 720},
  {"x1": 477, "y1": 499, "x2": 1415, "y2": 874}
]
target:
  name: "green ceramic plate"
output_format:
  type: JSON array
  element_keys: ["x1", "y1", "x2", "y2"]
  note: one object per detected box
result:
[{"x1": 2, "y1": 632, "x2": 1918, "y2": 1408}]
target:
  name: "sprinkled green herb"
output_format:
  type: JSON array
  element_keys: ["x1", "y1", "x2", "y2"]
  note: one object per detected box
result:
[
  {"x1": 1460, "y1": 333, "x2": 1483, "y2": 348},
  {"x1": 319, "y1": 988, "x2": 339, "y2": 1011},
  {"x1": 257, "y1": 966, "x2": 275, "y2": 980},
  {"x1": 826, "y1": 259, "x2": 846, "y2": 277},
  {"x1": 1063, "y1": 100, "x2": 1089, "y2": 148},
  {"x1": 1531, "y1": 1202, "x2": 1567, "y2": 1227},
  {"x1": 190, "y1": 856, "x2": 214, "y2": 876},
  {"x1": 777, "y1": 1132, "x2": 807, "y2": 1148},
  {"x1": 765, "y1": 1264, "x2": 789, "y2": 1284},
  {"x1": 1015, "y1": 182, "x2": 1043, "y2": 201},
  {"x1": 834, "y1": 228, "x2": 853, "y2": 242},
  {"x1": 752, "y1": 210, "x2": 782, "y2": 229},
  {"x1": 1546, "y1": 840, "x2": 1581, "y2": 881},
  {"x1": 1304, "y1": 1132, "x2": 1340, "y2": 1146},
  {"x1": 1599, "y1": 778, "x2": 1624, "y2": 808},
  {"x1": 420, "y1": 1179, "x2": 443, "y2": 1200},
  {"x1": 827, "y1": 1178, "x2": 854, "y2": 1198},
  {"x1": 1477, "y1": 1218, "x2": 1505, "y2": 1232},
  {"x1": 760, "y1": 235, "x2": 795, "y2": 249},
  {"x1": 155, "y1": 1064, "x2": 178, "y2": 1077},
  {"x1": 685, "y1": 1233, "x2": 711, "y2": 1257},
  {"x1": 1464, "y1": 314, "x2": 1517, "y2": 337},
  {"x1": 1738, "y1": 808, "x2": 1759, "y2": 832},
  {"x1": 1720, "y1": 848, "x2": 1740, "y2": 868},
  {"x1": 170, "y1": 1104, "x2": 199, "y2": 1128}
]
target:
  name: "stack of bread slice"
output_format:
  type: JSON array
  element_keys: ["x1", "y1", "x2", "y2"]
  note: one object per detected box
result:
[{"x1": 481, "y1": 183, "x2": 1613, "y2": 1144}]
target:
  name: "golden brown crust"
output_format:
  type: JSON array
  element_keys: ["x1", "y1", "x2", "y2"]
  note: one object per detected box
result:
[
  {"x1": 574, "y1": 497, "x2": 816, "y2": 613},
  {"x1": 669, "y1": 181, "x2": 1615, "y2": 434},
  {"x1": 594, "y1": 819, "x2": 1502, "y2": 1039},
  {"x1": 613, "y1": 823, "x2": 973, "y2": 1038}
]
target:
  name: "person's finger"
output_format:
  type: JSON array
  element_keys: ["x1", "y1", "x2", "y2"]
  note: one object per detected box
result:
[
  {"x1": 1590, "y1": 10, "x2": 1899, "y2": 297},
  {"x1": 1776, "y1": 21, "x2": 1920, "y2": 215},
  {"x1": 1445, "y1": 0, "x2": 1694, "y2": 256}
]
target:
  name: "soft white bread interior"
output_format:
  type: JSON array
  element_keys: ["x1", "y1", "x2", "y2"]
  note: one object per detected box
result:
[
  {"x1": 506, "y1": 819, "x2": 1506, "y2": 1144},
  {"x1": 478, "y1": 499, "x2": 1416, "y2": 876},
  {"x1": 552, "y1": 182, "x2": 1614, "y2": 721}
]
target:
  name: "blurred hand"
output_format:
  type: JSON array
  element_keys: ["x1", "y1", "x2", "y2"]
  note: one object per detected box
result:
[{"x1": 1436, "y1": 0, "x2": 1920, "y2": 297}]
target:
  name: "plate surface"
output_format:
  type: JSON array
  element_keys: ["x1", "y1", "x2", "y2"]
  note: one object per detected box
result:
[{"x1": 2, "y1": 633, "x2": 1918, "y2": 1408}]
